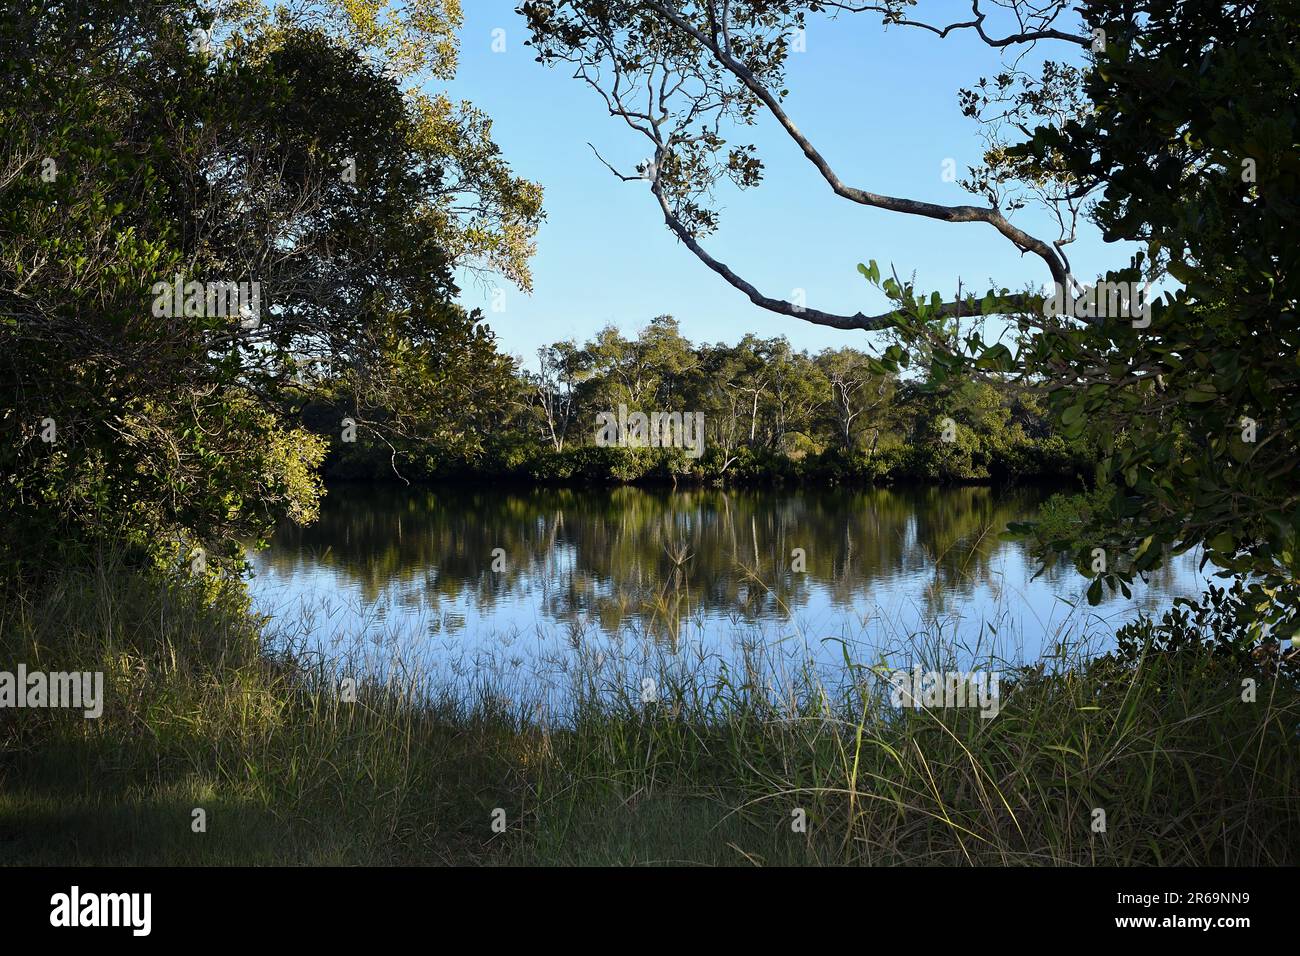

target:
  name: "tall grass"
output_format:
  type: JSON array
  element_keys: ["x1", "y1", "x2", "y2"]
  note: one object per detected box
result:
[{"x1": 2, "y1": 554, "x2": 1297, "y2": 865}]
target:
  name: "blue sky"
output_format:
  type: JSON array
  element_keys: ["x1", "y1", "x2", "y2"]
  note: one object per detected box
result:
[{"x1": 445, "y1": 2, "x2": 1122, "y2": 365}]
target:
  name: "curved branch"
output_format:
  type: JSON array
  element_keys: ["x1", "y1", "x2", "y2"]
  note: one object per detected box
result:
[
  {"x1": 649, "y1": 1, "x2": 1071, "y2": 288},
  {"x1": 822, "y1": 1, "x2": 1089, "y2": 49},
  {"x1": 644, "y1": 152, "x2": 1040, "y2": 332}
]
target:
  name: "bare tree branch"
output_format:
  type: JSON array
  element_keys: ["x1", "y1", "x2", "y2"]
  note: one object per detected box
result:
[
  {"x1": 821, "y1": 0, "x2": 1088, "y2": 49},
  {"x1": 649, "y1": 1, "x2": 1071, "y2": 289}
]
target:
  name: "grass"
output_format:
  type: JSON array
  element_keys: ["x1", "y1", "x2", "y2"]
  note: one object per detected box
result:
[{"x1": 2, "y1": 553, "x2": 1298, "y2": 866}]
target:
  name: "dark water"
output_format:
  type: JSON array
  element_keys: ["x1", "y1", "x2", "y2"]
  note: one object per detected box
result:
[{"x1": 246, "y1": 484, "x2": 1203, "y2": 690}]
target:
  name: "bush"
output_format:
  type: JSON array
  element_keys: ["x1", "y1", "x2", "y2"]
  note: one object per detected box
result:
[{"x1": 1113, "y1": 580, "x2": 1300, "y2": 679}]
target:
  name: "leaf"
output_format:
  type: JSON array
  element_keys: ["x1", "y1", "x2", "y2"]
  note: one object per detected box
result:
[
  {"x1": 1061, "y1": 403, "x2": 1085, "y2": 426},
  {"x1": 1209, "y1": 532, "x2": 1234, "y2": 554}
]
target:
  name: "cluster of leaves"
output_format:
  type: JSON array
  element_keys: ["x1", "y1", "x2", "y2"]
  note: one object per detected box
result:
[
  {"x1": 863, "y1": 1, "x2": 1300, "y2": 637},
  {"x1": 1, "y1": 0, "x2": 539, "y2": 573},
  {"x1": 1112, "y1": 581, "x2": 1299, "y2": 684}
]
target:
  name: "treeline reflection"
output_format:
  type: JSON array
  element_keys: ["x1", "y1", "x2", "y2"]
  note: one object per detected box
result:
[{"x1": 250, "y1": 485, "x2": 1191, "y2": 638}]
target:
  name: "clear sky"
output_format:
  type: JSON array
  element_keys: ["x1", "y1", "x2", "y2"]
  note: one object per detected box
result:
[{"x1": 444, "y1": 2, "x2": 1123, "y2": 365}]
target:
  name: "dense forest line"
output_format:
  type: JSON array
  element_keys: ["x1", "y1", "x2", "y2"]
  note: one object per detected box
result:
[{"x1": 315, "y1": 315, "x2": 1091, "y2": 485}]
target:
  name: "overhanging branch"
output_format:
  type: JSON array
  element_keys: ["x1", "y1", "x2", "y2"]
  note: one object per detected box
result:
[
  {"x1": 643, "y1": 149, "x2": 1040, "y2": 332},
  {"x1": 649, "y1": 1, "x2": 1072, "y2": 290}
]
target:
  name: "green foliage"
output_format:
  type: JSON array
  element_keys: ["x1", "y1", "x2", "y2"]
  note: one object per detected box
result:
[
  {"x1": 498, "y1": 318, "x2": 1087, "y2": 486},
  {"x1": 1038, "y1": 1, "x2": 1300, "y2": 637},
  {"x1": 1, "y1": 0, "x2": 536, "y2": 571},
  {"x1": 859, "y1": 2, "x2": 1300, "y2": 638},
  {"x1": 1113, "y1": 580, "x2": 1300, "y2": 683},
  {"x1": 0, "y1": 1, "x2": 327, "y2": 570}
]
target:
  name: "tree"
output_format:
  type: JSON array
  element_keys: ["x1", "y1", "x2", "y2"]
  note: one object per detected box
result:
[
  {"x1": 860, "y1": 1, "x2": 1300, "y2": 635},
  {"x1": 816, "y1": 348, "x2": 894, "y2": 454},
  {"x1": 227, "y1": 0, "x2": 546, "y2": 292},
  {"x1": 530, "y1": 341, "x2": 585, "y2": 452},
  {"x1": 762, "y1": 338, "x2": 825, "y2": 453},
  {"x1": 523, "y1": 0, "x2": 1300, "y2": 640},
  {"x1": 520, "y1": 0, "x2": 1085, "y2": 329},
  {"x1": 725, "y1": 334, "x2": 775, "y2": 445},
  {"x1": 998, "y1": 0, "x2": 1300, "y2": 635},
  {"x1": 1, "y1": 0, "x2": 540, "y2": 568},
  {"x1": 1, "y1": 0, "x2": 323, "y2": 570}
]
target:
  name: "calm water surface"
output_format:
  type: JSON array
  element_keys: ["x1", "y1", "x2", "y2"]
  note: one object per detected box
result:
[{"x1": 246, "y1": 485, "x2": 1204, "y2": 695}]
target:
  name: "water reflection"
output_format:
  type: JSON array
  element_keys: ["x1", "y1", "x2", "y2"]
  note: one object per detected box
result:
[{"x1": 248, "y1": 484, "x2": 1200, "y2": 666}]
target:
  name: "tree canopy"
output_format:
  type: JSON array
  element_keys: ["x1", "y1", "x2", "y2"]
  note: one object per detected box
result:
[{"x1": 1, "y1": 0, "x2": 542, "y2": 571}]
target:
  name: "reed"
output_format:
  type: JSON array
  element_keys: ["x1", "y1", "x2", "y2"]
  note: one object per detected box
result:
[{"x1": 2, "y1": 553, "x2": 1296, "y2": 866}]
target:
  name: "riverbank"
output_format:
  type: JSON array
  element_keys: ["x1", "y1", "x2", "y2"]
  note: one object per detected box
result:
[
  {"x1": 324, "y1": 436, "x2": 1092, "y2": 488},
  {"x1": 3, "y1": 555, "x2": 1297, "y2": 866}
]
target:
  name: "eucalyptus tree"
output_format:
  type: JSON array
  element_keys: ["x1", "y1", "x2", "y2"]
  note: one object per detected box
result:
[
  {"x1": 531, "y1": 341, "x2": 585, "y2": 452},
  {"x1": 816, "y1": 348, "x2": 895, "y2": 454},
  {"x1": 761, "y1": 338, "x2": 826, "y2": 453},
  {"x1": 520, "y1": 0, "x2": 1087, "y2": 330}
]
